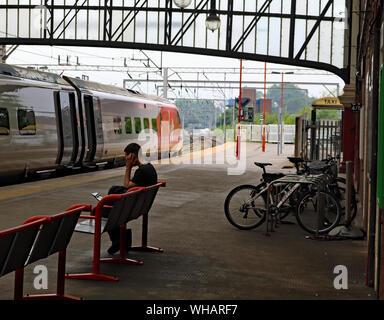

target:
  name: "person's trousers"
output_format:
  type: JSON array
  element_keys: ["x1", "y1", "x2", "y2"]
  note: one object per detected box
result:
[
  {"x1": 103, "y1": 185, "x2": 130, "y2": 246},
  {"x1": 108, "y1": 227, "x2": 132, "y2": 248}
]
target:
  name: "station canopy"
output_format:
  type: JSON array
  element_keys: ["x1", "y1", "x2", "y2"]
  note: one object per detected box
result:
[{"x1": 0, "y1": 0, "x2": 352, "y2": 82}]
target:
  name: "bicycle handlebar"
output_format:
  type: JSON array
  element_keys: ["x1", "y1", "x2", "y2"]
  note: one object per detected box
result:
[{"x1": 288, "y1": 156, "x2": 337, "y2": 179}]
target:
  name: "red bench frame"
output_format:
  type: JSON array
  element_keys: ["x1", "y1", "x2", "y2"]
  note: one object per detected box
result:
[
  {"x1": 0, "y1": 206, "x2": 86, "y2": 300},
  {"x1": 65, "y1": 181, "x2": 166, "y2": 282}
]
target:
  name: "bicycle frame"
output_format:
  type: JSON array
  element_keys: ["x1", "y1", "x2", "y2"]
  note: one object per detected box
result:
[
  {"x1": 273, "y1": 182, "x2": 302, "y2": 209},
  {"x1": 244, "y1": 181, "x2": 301, "y2": 211}
]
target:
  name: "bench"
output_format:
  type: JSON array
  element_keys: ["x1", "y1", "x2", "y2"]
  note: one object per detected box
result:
[
  {"x1": 0, "y1": 206, "x2": 85, "y2": 300},
  {"x1": 65, "y1": 181, "x2": 166, "y2": 282}
]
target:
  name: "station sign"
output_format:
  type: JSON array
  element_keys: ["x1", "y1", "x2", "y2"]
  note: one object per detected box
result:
[
  {"x1": 351, "y1": 103, "x2": 362, "y2": 113},
  {"x1": 312, "y1": 97, "x2": 344, "y2": 110}
]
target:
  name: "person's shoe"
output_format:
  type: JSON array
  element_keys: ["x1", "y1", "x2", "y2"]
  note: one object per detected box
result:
[
  {"x1": 107, "y1": 242, "x2": 120, "y2": 255},
  {"x1": 107, "y1": 229, "x2": 132, "y2": 255}
]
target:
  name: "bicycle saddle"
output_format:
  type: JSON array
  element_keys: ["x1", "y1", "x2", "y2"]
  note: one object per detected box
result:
[
  {"x1": 254, "y1": 162, "x2": 272, "y2": 168},
  {"x1": 287, "y1": 157, "x2": 305, "y2": 165}
]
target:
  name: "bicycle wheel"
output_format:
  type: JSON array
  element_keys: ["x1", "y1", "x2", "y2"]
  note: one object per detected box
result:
[
  {"x1": 224, "y1": 184, "x2": 267, "y2": 230},
  {"x1": 331, "y1": 177, "x2": 357, "y2": 226},
  {"x1": 295, "y1": 190, "x2": 341, "y2": 234}
]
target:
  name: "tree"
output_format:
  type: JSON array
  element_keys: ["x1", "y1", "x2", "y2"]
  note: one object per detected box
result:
[
  {"x1": 266, "y1": 84, "x2": 316, "y2": 114},
  {"x1": 175, "y1": 99, "x2": 219, "y2": 129}
]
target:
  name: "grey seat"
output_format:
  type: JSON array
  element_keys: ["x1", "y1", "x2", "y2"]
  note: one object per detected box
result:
[
  {"x1": 0, "y1": 219, "x2": 44, "y2": 277},
  {"x1": 0, "y1": 207, "x2": 83, "y2": 300},
  {"x1": 66, "y1": 182, "x2": 166, "y2": 281},
  {"x1": 74, "y1": 189, "x2": 143, "y2": 234},
  {"x1": 27, "y1": 209, "x2": 81, "y2": 264}
]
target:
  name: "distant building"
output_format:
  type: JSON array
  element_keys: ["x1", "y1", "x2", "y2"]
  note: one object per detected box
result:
[
  {"x1": 241, "y1": 88, "x2": 257, "y2": 110},
  {"x1": 225, "y1": 88, "x2": 272, "y2": 115},
  {"x1": 240, "y1": 87, "x2": 272, "y2": 114},
  {"x1": 255, "y1": 99, "x2": 272, "y2": 114}
]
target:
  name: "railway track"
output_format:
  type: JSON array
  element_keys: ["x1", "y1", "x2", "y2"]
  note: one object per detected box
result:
[{"x1": 183, "y1": 134, "x2": 221, "y2": 155}]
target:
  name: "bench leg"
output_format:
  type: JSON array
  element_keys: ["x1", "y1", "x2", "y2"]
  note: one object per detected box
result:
[
  {"x1": 130, "y1": 214, "x2": 163, "y2": 253},
  {"x1": 130, "y1": 246, "x2": 164, "y2": 253},
  {"x1": 21, "y1": 294, "x2": 82, "y2": 300},
  {"x1": 100, "y1": 225, "x2": 143, "y2": 265},
  {"x1": 100, "y1": 257, "x2": 143, "y2": 265},
  {"x1": 65, "y1": 273, "x2": 118, "y2": 281},
  {"x1": 66, "y1": 221, "x2": 119, "y2": 281},
  {"x1": 14, "y1": 268, "x2": 24, "y2": 300},
  {"x1": 18, "y1": 251, "x2": 84, "y2": 299}
]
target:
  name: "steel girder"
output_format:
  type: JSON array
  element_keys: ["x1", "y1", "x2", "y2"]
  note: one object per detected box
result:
[{"x1": 0, "y1": 0, "x2": 352, "y2": 82}]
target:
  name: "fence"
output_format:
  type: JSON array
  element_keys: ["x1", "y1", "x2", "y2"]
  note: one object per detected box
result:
[
  {"x1": 298, "y1": 119, "x2": 342, "y2": 160},
  {"x1": 239, "y1": 124, "x2": 296, "y2": 144}
]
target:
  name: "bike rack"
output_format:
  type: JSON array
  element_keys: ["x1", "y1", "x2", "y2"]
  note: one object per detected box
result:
[{"x1": 264, "y1": 173, "x2": 330, "y2": 236}]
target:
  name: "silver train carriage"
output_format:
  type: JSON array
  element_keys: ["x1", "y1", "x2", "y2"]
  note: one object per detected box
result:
[{"x1": 0, "y1": 63, "x2": 183, "y2": 182}]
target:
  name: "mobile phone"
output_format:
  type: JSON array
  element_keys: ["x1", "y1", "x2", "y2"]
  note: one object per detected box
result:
[{"x1": 91, "y1": 192, "x2": 103, "y2": 201}]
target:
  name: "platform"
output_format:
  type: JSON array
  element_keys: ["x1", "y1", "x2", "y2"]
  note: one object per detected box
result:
[{"x1": 0, "y1": 142, "x2": 374, "y2": 300}]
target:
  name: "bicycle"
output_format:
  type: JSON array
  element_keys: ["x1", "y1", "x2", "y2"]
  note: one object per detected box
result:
[
  {"x1": 224, "y1": 162, "x2": 342, "y2": 234},
  {"x1": 224, "y1": 162, "x2": 291, "y2": 228},
  {"x1": 288, "y1": 156, "x2": 357, "y2": 226}
]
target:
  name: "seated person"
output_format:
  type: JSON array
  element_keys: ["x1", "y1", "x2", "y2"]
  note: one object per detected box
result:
[{"x1": 105, "y1": 143, "x2": 158, "y2": 255}]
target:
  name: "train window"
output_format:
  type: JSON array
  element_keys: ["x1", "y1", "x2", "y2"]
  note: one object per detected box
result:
[
  {"x1": 125, "y1": 117, "x2": 132, "y2": 134},
  {"x1": 134, "y1": 117, "x2": 142, "y2": 134},
  {"x1": 17, "y1": 109, "x2": 36, "y2": 135},
  {"x1": 151, "y1": 118, "x2": 158, "y2": 132},
  {"x1": 0, "y1": 108, "x2": 10, "y2": 135},
  {"x1": 113, "y1": 116, "x2": 122, "y2": 134},
  {"x1": 144, "y1": 118, "x2": 149, "y2": 132}
]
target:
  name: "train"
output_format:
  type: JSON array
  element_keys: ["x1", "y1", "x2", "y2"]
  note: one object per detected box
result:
[{"x1": 0, "y1": 63, "x2": 183, "y2": 183}]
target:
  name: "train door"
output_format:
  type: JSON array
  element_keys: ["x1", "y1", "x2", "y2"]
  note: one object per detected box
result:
[
  {"x1": 83, "y1": 95, "x2": 96, "y2": 163},
  {"x1": 83, "y1": 95, "x2": 104, "y2": 163},
  {"x1": 0, "y1": 107, "x2": 14, "y2": 177},
  {"x1": 160, "y1": 108, "x2": 170, "y2": 157},
  {"x1": 92, "y1": 96, "x2": 104, "y2": 161},
  {"x1": 68, "y1": 92, "x2": 79, "y2": 163},
  {"x1": 54, "y1": 91, "x2": 78, "y2": 166},
  {"x1": 70, "y1": 91, "x2": 83, "y2": 165},
  {"x1": 68, "y1": 83, "x2": 87, "y2": 166}
]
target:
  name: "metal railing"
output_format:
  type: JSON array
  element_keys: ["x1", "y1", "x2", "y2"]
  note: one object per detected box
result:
[{"x1": 300, "y1": 119, "x2": 342, "y2": 161}]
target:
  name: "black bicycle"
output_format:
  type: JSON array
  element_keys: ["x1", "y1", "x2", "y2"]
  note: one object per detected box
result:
[
  {"x1": 288, "y1": 156, "x2": 357, "y2": 226},
  {"x1": 224, "y1": 157, "x2": 354, "y2": 234},
  {"x1": 224, "y1": 162, "x2": 285, "y2": 230}
]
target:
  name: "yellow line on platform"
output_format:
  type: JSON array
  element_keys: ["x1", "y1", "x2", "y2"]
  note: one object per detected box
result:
[
  {"x1": 0, "y1": 170, "x2": 125, "y2": 201},
  {"x1": 154, "y1": 141, "x2": 235, "y2": 165},
  {"x1": 0, "y1": 142, "x2": 235, "y2": 201}
]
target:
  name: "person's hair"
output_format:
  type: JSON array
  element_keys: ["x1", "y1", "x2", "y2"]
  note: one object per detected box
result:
[{"x1": 124, "y1": 143, "x2": 141, "y2": 156}]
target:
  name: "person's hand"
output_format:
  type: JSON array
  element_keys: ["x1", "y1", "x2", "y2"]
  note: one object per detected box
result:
[{"x1": 125, "y1": 154, "x2": 135, "y2": 168}]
